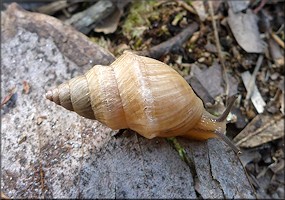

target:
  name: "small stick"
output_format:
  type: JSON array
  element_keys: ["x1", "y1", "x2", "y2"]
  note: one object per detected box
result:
[
  {"x1": 253, "y1": 0, "x2": 269, "y2": 14},
  {"x1": 138, "y1": 22, "x2": 199, "y2": 59},
  {"x1": 208, "y1": 1, "x2": 229, "y2": 97},
  {"x1": 271, "y1": 31, "x2": 285, "y2": 49},
  {"x1": 175, "y1": 0, "x2": 196, "y2": 14}
]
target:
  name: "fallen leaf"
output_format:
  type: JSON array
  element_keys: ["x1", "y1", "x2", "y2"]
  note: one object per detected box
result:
[
  {"x1": 233, "y1": 114, "x2": 284, "y2": 148},
  {"x1": 191, "y1": 61, "x2": 238, "y2": 98},
  {"x1": 227, "y1": 8, "x2": 265, "y2": 53},
  {"x1": 94, "y1": 0, "x2": 132, "y2": 34},
  {"x1": 185, "y1": 75, "x2": 215, "y2": 105},
  {"x1": 94, "y1": 6, "x2": 122, "y2": 34},
  {"x1": 227, "y1": 0, "x2": 250, "y2": 13}
]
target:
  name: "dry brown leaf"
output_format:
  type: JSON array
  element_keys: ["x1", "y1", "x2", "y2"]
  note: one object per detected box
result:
[{"x1": 233, "y1": 114, "x2": 284, "y2": 148}]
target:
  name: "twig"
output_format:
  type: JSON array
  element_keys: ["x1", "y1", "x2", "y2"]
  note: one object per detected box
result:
[
  {"x1": 208, "y1": 1, "x2": 229, "y2": 97},
  {"x1": 206, "y1": 15, "x2": 222, "y2": 21},
  {"x1": 253, "y1": 0, "x2": 269, "y2": 14},
  {"x1": 245, "y1": 55, "x2": 264, "y2": 101},
  {"x1": 138, "y1": 22, "x2": 198, "y2": 59},
  {"x1": 271, "y1": 31, "x2": 285, "y2": 49}
]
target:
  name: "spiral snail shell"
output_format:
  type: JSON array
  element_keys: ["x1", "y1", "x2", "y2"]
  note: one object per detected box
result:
[{"x1": 46, "y1": 52, "x2": 239, "y2": 153}]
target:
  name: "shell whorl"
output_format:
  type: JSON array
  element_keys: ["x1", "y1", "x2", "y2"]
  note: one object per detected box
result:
[
  {"x1": 46, "y1": 75, "x2": 95, "y2": 119},
  {"x1": 46, "y1": 65, "x2": 128, "y2": 129}
]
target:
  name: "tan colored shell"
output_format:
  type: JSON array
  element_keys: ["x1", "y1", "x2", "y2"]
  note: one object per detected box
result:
[{"x1": 46, "y1": 52, "x2": 239, "y2": 152}]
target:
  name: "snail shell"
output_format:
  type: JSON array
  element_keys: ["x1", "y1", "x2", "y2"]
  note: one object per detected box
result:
[{"x1": 46, "y1": 52, "x2": 239, "y2": 152}]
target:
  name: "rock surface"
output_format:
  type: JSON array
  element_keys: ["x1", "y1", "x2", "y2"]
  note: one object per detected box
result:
[{"x1": 1, "y1": 3, "x2": 256, "y2": 199}]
